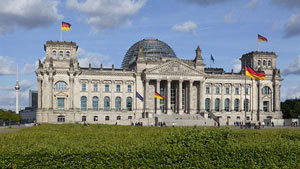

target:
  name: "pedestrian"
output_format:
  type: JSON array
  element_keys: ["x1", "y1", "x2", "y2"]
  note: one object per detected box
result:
[
  {"x1": 217, "y1": 122, "x2": 220, "y2": 128},
  {"x1": 172, "y1": 121, "x2": 175, "y2": 127},
  {"x1": 271, "y1": 121, "x2": 274, "y2": 127},
  {"x1": 262, "y1": 121, "x2": 265, "y2": 128}
]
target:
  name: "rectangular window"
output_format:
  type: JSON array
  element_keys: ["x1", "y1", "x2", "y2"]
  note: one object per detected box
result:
[
  {"x1": 57, "y1": 116, "x2": 65, "y2": 122},
  {"x1": 245, "y1": 88, "x2": 249, "y2": 95},
  {"x1": 93, "y1": 83, "x2": 98, "y2": 92},
  {"x1": 235, "y1": 88, "x2": 239, "y2": 94},
  {"x1": 82, "y1": 83, "x2": 86, "y2": 91},
  {"x1": 117, "y1": 116, "x2": 121, "y2": 120},
  {"x1": 128, "y1": 116, "x2": 132, "y2": 119},
  {"x1": 226, "y1": 88, "x2": 229, "y2": 94},
  {"x1": 57, "y1": 98, "x2": 65, "y2": 110},
  {"x1": 216, "y1": 87, "x2": 220, "y2": 94},
  {"x1": 116, "y1": 85, "x2": 121, "y2": 92},
  {"x1": 237, "y1": 116, "x2": 240, "y2": 120},
  {"x1": 105, "y1": 84, "x2": 109, "y2": 92},
  {"x1": 82, "y1": 116, "x2": 86, "y2": 122},
  {"x1": 105, "y1": 116, "x2": 110, "y2": 121},
  {"x1": 94, "y1": 116, "x2": 98, "y2": 121},
  {"x1": 128, "y1": 85, "x2": 132, "y2": 92},
  {"x1": 263, "y1": 101, "x2": 269, "y2": 112},
  {"x1": 206, "y1": 87, "x2": 210, "y2": 94}
]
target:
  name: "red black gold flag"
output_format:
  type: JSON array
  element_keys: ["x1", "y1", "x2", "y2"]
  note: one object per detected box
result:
[
  {"x1": 258, "y1": 34, "x2": 268, "y2": 42},
  {"x1": 245, "y1": 66, "x2": 265, "y2": 80},
  {"x1": 61, "y1": 21, "x2": 71, "y2": 31},
  {"x1": 154, "y1": 92, "x2": 165, "y2": 99}
]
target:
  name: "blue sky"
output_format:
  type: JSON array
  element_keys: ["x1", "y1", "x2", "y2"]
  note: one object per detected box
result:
[{"x1": 1, "y1": 0, "x2": 300, "y2": 110}]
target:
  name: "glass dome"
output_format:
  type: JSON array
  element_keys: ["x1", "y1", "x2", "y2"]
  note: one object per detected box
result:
[{"x1": 122, "y1": 38, "x2": 177, "y2": 68}]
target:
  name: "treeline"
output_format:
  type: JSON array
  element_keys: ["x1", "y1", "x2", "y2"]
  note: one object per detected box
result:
[
  {"x1": 281, "y1": 99, "x2": 300, "y2": 118},
  {"x1": 0, "y1": 109, "x2": 21, "y2": 122}
]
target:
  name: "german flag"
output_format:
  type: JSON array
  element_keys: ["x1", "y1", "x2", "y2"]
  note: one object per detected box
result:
[
  {"x1": 61, "y1": 21, "x2": 71, "y2": 31},
  {"x1": 246, "y1": 66, "x2": 265, "y2": 80},
  {"x1": 258, "y1": 34, "x2": 268, "y2": 42},
  {"x1": 154, "y1": 92, "x2": 164, "y2": 99}
]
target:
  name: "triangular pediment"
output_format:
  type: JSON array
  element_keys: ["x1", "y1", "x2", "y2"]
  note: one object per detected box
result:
[
  {"x1": 54, "y1": 91, "x2": 68, "y2": 97},
  {"x1": 145, "y1": 60, "x2": 205, "y2": 75}
]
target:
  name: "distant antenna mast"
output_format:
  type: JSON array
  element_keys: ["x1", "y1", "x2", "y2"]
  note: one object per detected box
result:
[{"x1": 15, "y1": 65, "x2": 20, "y2": 114}]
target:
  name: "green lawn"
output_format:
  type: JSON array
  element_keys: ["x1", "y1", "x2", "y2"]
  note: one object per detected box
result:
[{"x1": 0, "y1": 124, "x2": 300, "y2": 168}]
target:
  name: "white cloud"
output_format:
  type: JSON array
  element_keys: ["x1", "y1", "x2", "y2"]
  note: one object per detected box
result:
[
  {"x1": 77, "y1": 48, "x2": 110, "y2": 67},
  {"x1": 21, "y1": 63, "x2": 37, "y2": 75},
  {"x1": 232, "y1": 59, "x2": 241, "y2": 73},
  {"x1": 66, "y1": 0, "x2": 146, "y2": 33},
  {"x1": 0, "y1": 56, "x2": 15, "y2": 75},
  {"x1": 281, "y1": 85, "x2": 300, "y2": 101},
  {"x1": 0, "y1": 0, "x2": 61, "y2": 35},
  {"x1": 0, "y1": 80, "x2": 35, "y2": 111},
  {"x1": 272, "y1": 0, "x2": 300, "y2": 10},
  {"x1": 284, "y1": 12, "x2": 300, "y2": 38},
  {"x1": 179, "y1": 0, "x2": 234, "y2": 6},
  {"x1": 247, "y1": 0, "x2": 259, "y2": 8},
  {"x1": 224, "y1": 11, "x2": 235, "y2": 23},
  {"x1": 172, "y1": 21, "x2": 197, "y2": 34},
  {"x1": 282, "y1": 55, "x2": 300, "y2": 75}
]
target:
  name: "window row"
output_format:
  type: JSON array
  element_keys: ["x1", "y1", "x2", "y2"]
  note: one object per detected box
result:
[
  {"x1": 205, "y1": 98, "x2": 250, "y2": 112},
  {"x1": 82, "y1": 83, "x2": 132, "y2": 93},
  {"x1": 52, "y1": 50, "x2": 70, "y2": 58},
  {"x1": 206, "y1": 86, "x2": 249, "y2": 95},
  {"x1": 258, "y1": 59, "x2": 272, "y2": 67},
  {"x1": 80, "y1": 96, "x2": 133, "y2": 111},
  {"x1": 57, "y1": 115, "x2": 133, "y2": 122}
]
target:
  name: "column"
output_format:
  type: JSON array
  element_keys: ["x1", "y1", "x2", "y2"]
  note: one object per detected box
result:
[
  {"x1": 189, "y1": 80, "x2": 194, "y2": 114},
  {"x1": 200, "y1": 81, "x2": 205, "y2": 112},
  {"x1": 49, "y1": 74, "x2": 53, "y2": 109},
  {"x1": 275, "y1": 84, "x2": 281, "y2": 111},
  {"x1": 37, "y1": 77, "x2": 42, "y2": 109},
  {"x1": 69, "y1": 75, "x2": 74, "y2": 110},
  {"x1": 144, "y1": 79, "x2": 149, "y2": 113},
  {"x1": 230, "y1": 84, "x2": 234, "y2": 111},
  {"x1": 220, "y1": 84, "x2": 224, "y2": 112},
  {"x1": 122, "y1": 81, "x2": 126, "y2": 111},
  {"x1": 257, "y1": 81, "x2": 261, "y2": 121},
  {"x1": 111, "y1": 80, "x2": 115, "y2": 111},
  {"x1": 156, "y1": 80, "x2": 161, "y2": 115},
  {"x1": 210, "y1": 84, "x2": 214, "y2": 112},
  {"x1": 167, "y1": 80, "x2": 171, "y2": 115},
  {"x1": 240, "y1": 84, "x2": 243, "y2": 112},
  {"x1": 178, "y1": 80, "x2": 183, "y2": 115}
]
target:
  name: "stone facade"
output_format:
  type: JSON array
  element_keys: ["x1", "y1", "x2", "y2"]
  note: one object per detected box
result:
[{"x1": 36, "y1": 39, "x2": 282, "y2": 125}]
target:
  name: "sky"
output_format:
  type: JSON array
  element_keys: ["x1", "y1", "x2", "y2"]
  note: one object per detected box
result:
[{"x1": 1, "y1": 0, "x2": 300, "y2": 111}]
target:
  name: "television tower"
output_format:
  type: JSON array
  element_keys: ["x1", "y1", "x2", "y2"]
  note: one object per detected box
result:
[{"x1": 15, "y1": 65, "x2": 20, "y2": 114}]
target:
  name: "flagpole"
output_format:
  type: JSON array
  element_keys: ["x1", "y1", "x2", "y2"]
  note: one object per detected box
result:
[
  {"x1": 60, "y1": 27, "x2": 62, "y2": 41},
  {"x1": 244, "y1": 61, "x2": 247, "y2": 127}
]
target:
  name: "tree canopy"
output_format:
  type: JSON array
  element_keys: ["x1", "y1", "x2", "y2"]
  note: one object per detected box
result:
[
  {"x1": 0, "y1": 109, "x2": 21, "y2": 122},
  {"x1": 281, "y1": 99, "x2": 300, "y2": 118}
]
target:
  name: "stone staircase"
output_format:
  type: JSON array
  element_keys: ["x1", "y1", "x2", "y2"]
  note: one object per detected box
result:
[{"x1": 155, "y1": 113, "x2": 215, "y2": 126}]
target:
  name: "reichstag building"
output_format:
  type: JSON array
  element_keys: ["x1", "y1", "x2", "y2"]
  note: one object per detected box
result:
[{"x1": 36, "y1": 38, "x2": 282, "y2": 125}]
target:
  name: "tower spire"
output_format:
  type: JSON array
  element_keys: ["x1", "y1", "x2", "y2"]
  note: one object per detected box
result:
[{"x1": 15, "y1": 65, "x2": 20, "y2": 114}]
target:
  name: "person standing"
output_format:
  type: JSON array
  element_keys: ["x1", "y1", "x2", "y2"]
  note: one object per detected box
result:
[
  {"x1": 262, "y1": 121, "x2": 265, "y2": 128},
  {"x1": 172, "y1": 121, "x2": 175, "y2": 127}
]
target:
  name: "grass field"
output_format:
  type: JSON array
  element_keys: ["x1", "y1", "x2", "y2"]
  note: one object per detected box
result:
[{"x1": 0, "y1": 124, "x2": 300, "y2": 168}]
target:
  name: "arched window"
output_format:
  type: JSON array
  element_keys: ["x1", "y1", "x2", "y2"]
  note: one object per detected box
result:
[
  {"x1": 215, "y1": 98, "x2": 220, "y2": 111},
  {"x1": 66, "y1": 51, "x2": 70, "y2": 58},
  {"x1": 52, "y1": 50, "x2": 57, "y2": 57},
  {"x1": 205, "y1": 98, "x2": 210, "y2": 111},
  {"x1": 234, "y1": 99, "x2": 239, "y2": 111},
  {"x1": 55, "y1": 81, "x2": 68, "y2": 91},
  {"x1": 258, "y1": 60, "x2": 261, "y2": 65},
  {"x1": 92, "y1": 96, "x2": 98, "y2": 111},
  {"x1": 263, "y1": 60, "x2": 266, "y2": 66},
  {"x1": 225, "y1": 98, "x2": 230, "y2": 112},
  {"x1": 268, "y1": 60, "x2": 271, "y2": 66},
  {"x1": 59, "y1": 51, "x2": 63, "y2": 58},
  {"x1": 262, "y1": 86, "x2": 271, "y2": 95},
  {"x1": 104, "y1": 96, "x2": 110, "y2": 111},
  {"x1": 244, "y1": 99, "x2": 249, "y2": 112},
  {"x1": 115, "y1": 97, "x2": 121, "y2": 111},
  {"x1": 126, "y1": 97, "x2": 132, "y2": 111},
  {"x1": 81, "y1": 96, "x2": 87, "y2": 111}
]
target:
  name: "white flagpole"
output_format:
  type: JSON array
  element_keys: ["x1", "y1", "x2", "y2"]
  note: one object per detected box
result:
[{"x1": 60, "y1": 28, "x2": 62, "y2": 41}]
